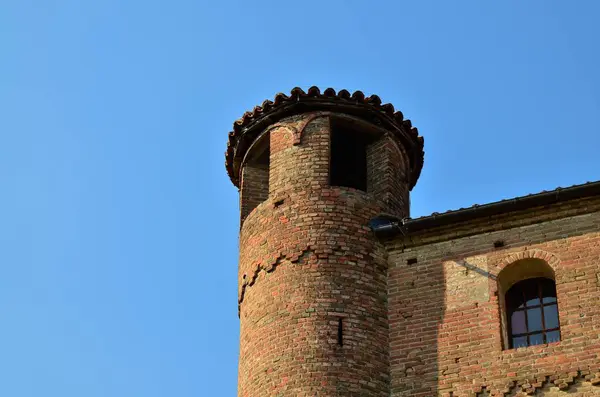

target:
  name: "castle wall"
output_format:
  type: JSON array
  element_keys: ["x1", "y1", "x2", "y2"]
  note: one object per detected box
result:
[
  {"x1": 387, "y1": 197, "x2": 600, "y2": 396},
  {"x1": 228, "y1": 87, "x2": 600, "y2": 397},
  {"x1": 237, "y1": 114, "x2": 409, "y2": 396}
]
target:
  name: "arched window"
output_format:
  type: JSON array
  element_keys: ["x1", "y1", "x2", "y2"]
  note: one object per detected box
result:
[
  {"x1": 505, "y1": 277, "x2": 560, "y2": 348},
  {"x1": 497, "y1": 257, "x2": 561, "y2": 349}
]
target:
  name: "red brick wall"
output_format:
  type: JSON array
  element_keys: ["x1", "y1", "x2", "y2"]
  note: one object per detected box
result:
[
  {"x1": 366, "y1": 134, "x2": 410, "y2": 220},
  {"x1": 237, "y1": 113, "x2": 411, "y2": 396},
  {"x1": 387, "y1": 198, "x2": 600, "y2": 396},
  {"x1": 240, "y1": 164, "x2": 269, "y2": 222},
  {"x1": 233, "y1": 108, "x2": 600, "y2": 397}
]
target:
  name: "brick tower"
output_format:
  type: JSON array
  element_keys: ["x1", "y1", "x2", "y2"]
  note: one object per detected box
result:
[{"x1": 225, "y1": 87, "x2": 424, "y2": 396}]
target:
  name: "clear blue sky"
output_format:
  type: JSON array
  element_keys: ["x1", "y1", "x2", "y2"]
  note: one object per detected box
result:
[{"x1": 1, "y1": 1, "x2": 599, "y2": 396}]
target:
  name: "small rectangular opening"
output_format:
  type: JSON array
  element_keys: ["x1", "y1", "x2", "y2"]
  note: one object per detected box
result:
[
  {"x1": 337, "y1": 318, "x2": 343, "y2": 346},
  {"x1": 329, "y1": 119, "x2": 369, "y2": 191},
  {"x1": 494, "y1": 240, "x2": 505, "y2": 248},
  {"x1": 407, "y1": 257, "x2": 418, "y2": 265}
]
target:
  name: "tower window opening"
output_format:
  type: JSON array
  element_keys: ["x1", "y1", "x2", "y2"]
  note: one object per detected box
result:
[
  {"x1": 506, "y1": 277, "x2": 560, "y2": 348},
  {"x1": 329, "y1": 119, "x2": 372, "y2": 191}
]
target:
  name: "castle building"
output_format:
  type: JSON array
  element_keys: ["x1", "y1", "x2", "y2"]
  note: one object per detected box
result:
[{"x1": 225, "y1": 87, "x2": 600, "y2": 396}]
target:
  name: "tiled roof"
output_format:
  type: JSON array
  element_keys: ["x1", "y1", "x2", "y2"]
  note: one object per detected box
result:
[
  {"x1": 225, "y1": 86, "x2": 424, "y2": 188},
  {"x1": 403, "y1": 180, "x2": 600, "y2": 231}
]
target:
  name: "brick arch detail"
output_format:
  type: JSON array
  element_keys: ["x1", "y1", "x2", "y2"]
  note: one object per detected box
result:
[
  {"x1": 496, "y1": 249, "x2": 560, "y2": 275},
  {"x1": 262, "y1": 111, "x2": 408, "y2": 150},
  {"x1": 260, "y1": 113, "x2": 328, "y2": 148}
]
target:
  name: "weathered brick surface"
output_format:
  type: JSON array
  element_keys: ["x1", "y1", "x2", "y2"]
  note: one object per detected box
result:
[
  {"x1": 388, "y1": 199, "x2": 600, "y2": 396},
  {"x1": 230, "y1": 101, "x2": 600, "y2": 397},
  {"x1": 366, "y1": 134, "x2": 409, "y2": 219},
  {"x1": 240, "y1": 165, "x2": 269, "y2": 222},
  {"x1": 237, "y1": 113, "x2": 409, "y2": 396}
]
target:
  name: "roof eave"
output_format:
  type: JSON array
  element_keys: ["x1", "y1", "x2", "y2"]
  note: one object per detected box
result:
[
  {"x1": 400, "y1": 180, "x2": 600, "y2": 234},
  {"x1": 224, "y1": 86, "x2": 424, "y2": 189}
]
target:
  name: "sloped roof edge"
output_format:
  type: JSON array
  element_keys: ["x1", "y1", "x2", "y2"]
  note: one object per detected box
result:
[{"x1": 402, "y1": 180, "x2": 600, "y2": 232}]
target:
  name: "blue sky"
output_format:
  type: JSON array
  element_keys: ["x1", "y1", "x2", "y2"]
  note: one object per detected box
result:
[{"x1": 1, "y1": 1, "x2": 599, "y2": 396}]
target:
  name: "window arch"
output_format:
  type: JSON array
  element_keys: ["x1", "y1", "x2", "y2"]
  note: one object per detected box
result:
[
  {"x1": 505, "y1": 277, "x2": 560, "y2": 348},
  {"x1": 496, "y1": 257, "x2": 561, "y2": 349}
]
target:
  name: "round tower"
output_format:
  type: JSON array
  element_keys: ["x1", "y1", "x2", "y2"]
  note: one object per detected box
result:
[{"x1": 226, "y1": 87, "x2": 424, "y2": 396}]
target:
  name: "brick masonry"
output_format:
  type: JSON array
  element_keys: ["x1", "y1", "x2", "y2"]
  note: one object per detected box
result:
[
  {"x1": 228, "y1": 92, "x2": 600, "y2": 396},
  {"x1": 387, "y1": 199, "x2": 600, "y2": 396},
  {"x1": 240, "y1": 165, "x2": 269, "y2": 222},
  {"x1": 237, "y1": 113, "x2": 409, "y2": 396}
]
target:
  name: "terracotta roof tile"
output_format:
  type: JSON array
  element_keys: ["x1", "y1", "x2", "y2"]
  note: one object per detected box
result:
[{"x1": 225, "y1": 86, "x2": 424, "y2": 188}]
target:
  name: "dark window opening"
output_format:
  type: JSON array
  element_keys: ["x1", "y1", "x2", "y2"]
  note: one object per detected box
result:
[
  {"x1": 337, "y1": 318, "x2": 343, "y2": 346},
  {"x1": 329, "y1": 119, "x2": 371, "y2": 191},
  {"x1": 506, "y1": 277, "x2": 560, "y2": 348},
  {"x1": 252, "y1": 139, "x2": 270, "y2": 169}
]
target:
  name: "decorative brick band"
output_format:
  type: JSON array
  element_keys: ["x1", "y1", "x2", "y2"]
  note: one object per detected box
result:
[
  {"x1": 238, "y1": 245, "x2": 312, "y2": 311},
  {"x1": 237, "y1": 242, "x2": 361, "y2": 314},
  {"x1": 473, "y1": 370, "x2": 600, "y2": 396}
]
